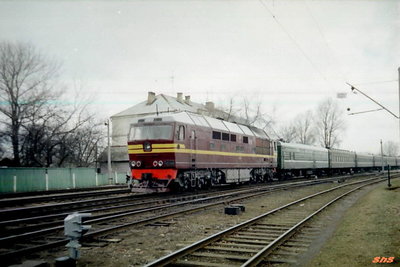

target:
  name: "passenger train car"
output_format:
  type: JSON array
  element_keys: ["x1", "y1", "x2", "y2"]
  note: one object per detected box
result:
[{"x1": 127, "y1": 111, "x2": 399, "y2": 192}]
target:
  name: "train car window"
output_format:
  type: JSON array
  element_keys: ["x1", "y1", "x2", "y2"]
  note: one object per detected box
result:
[
  {"x1": 212, "y1": 131, "x2": 221, "y2": 140},
  {"x1": 230, "y1": 134, "x2": 236, "y2": 142},
  {"x1": 178, "y1": 125, "x2": 185, "y2": 140},
  {"x1": 243, "y1": 136, "x2": 249, "y2": 143},
  {"x1": 222, "y1": 133, "x2": 229, "y2": 141}
]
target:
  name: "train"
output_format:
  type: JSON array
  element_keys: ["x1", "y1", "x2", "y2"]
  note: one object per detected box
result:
[{"x1": 127, "y1": 111, "x2": 398, "y2": 192}]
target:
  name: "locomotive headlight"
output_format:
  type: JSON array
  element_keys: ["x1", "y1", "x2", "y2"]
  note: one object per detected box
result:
[
  {"x1": 130, "y1": 161, "x2": 136, "y2": 168},
  {"x1": 136, "y1": 161, "x2": 141, "y2": 167},
  {"x1": 153, "y1": 160, "x2": 158, "y2": 167},
  {"x1": 158, "y1": 160, "x2": 163, "y2": 167}
]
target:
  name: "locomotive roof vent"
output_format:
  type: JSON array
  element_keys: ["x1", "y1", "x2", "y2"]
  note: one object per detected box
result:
[
  {"x1": 154, "y1": 118, "x2": 163, "y2": 121},
  {"x1": 138, "y1": 119, "x2": 145, "y2": 123}
]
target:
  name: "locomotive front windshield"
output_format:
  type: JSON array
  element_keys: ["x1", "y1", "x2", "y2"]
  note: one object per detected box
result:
[{"x1": 128, "y1": 125, "x2": 173, "y2": 141}]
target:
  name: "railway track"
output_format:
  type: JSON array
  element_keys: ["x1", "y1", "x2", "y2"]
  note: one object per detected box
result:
[
  {"x1": 0, "y1": 174, "x2": 359, "y2": 263},
  {"x1": 0, "y1": 172, "x2": 391, "y2": 264},
  {"x1": 0, "y1": 186, "x2": 132, "y2": 208},
  {"x1": 144, "y1": 175, "x2": 396, "y2": 267}
]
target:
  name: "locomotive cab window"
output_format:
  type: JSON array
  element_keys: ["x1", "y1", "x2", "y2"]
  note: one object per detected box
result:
[
  {"x1": 177, "y1": 125, "x2": 185, "y2": 140},
  {"x1": 128, "y1": 124, "x2": 173, "y2": 141}
]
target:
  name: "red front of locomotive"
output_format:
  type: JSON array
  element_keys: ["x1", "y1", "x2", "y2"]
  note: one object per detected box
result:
[{"x1": 127, "y1": 121, "x2": 182, "y2": 192}]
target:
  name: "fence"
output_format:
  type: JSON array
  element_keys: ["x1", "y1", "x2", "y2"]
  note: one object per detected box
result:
[{"x1": 0, "y1": 168, "x2": 129, "y2": 194}]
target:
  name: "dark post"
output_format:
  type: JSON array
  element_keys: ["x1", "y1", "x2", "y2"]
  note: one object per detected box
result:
[{"x1": 387, "y1": 165, "x2": 391, "y2": 187}]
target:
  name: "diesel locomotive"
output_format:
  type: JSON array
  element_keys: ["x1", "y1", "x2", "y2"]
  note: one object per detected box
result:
[
  {"x1": 127, "y1": 111, "x2": 399, "y2": 192},
  {"x1": 127, "y1": 111, "x2": 276, "y2": 192}
]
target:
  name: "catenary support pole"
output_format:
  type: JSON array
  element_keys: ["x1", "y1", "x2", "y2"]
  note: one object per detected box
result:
[
  {"x1": 380, "y1": 139, "x2": 384, "y2": 172},
  {"x1": 398, "y1": 67, "x2": 400, "y2": 153},
  {"x1": 106, "y1": 119, "x2": 113, "y2": 185}
]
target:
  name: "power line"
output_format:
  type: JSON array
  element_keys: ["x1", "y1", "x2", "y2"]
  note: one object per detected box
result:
[
  {"x1": 353, "y1": 79, "x2": 398, "y2": 86},
  {"x1": 258, "y1": 0, "x2": 336, "y2": 93},
  {"x1": 303, "y1": 0, "x2": 348, "y2": 83}
]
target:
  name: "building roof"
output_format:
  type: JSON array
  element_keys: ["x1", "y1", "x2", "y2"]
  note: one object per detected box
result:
[
  {"x1": 110, "y1": 92, "x2": 250, "y2": 126},
  {"x1": 112, "y1": 92, "x2": 207, "y2": 118}
]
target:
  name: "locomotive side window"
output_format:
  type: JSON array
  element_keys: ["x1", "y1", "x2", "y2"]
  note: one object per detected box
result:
[
  {"x1": 212, "y1": 131, "x2": 221, "y2": 140},
  {"x1": 209, "y1": 142, "x2": 215, "y2": 150},
  {"x1": 243, "y1": 136, "x2": 249, "y2": 143},
  {"x1": 178, "y1": 125, "x2": 185, "y2": 140},
  {"x1": 222, "y1": 133, "x2": 229, "y2": 141}
]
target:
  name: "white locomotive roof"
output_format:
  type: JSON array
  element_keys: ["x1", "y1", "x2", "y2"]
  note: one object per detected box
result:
[
  {"x1": 279, "y1": 142, "x2": 329, "y2": 152},
  {"x1": 131, "y1": 111, "x2": 260, "y2": 137},
  {"x1": 250, "y1": 127, "x2": 269, "y2": 139},
  {"x1": 186, "y1": 113, "x2": 210, "y2": 128},
  {"x1": 222, "y1": 120, "x2": 245, "y2": 135},
  {"x1": 205, "y1": 116, "x2": 230, "y2": 132},
  {"x1": 237, "y1": 124, "x2": 254, "y2": 136}
]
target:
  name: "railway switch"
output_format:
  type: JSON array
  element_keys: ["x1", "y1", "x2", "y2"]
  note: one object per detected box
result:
[{"x1": 64, "y1": 212, "x2": 92, "y2": 260}]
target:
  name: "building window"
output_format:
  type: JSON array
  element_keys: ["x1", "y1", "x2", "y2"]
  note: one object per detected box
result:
[
  {"x1": 243, "y1": 136, "x2": 249, "y2": 143},
  {"x1": 230, "y1": 134, "x2": 236, "y2": 142},
  {"x1": 212, "y1": 131, "x2": 221, "y2": 140}
]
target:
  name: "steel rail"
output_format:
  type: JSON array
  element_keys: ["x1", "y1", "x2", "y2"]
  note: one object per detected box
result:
[
  {"x1": 242, "y1": 179, "x2": 384, "y2": 266},
  {"x1": 0, "y1": 183, "x2": 292, "y2": 244},
  {"x1": 144, "y1": 176, "x2": 391, "y2": 267},
  {"x1": 0, "y1": 188, "x2": 132, "y2": 207},
  {"x1": 0, "y1": 176, "x2": 343, "y2": 261},
  {"x1": 0, "y1": 172, "x2": 390, "y2": 263}
]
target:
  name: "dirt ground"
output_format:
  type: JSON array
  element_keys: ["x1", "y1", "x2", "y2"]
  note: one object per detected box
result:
[{"x1": 34, "y1": 180, "x2": 386, "y2": 267}]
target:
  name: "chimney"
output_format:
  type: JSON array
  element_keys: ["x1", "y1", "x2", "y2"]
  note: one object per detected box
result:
[
  {"x1": 185, "y1": 95, "x2": 191, "y2": 104},
  {"x1": 205, "y1": 101, "x2": 215, "y2": 111},
  {"x1": 177, "y1": 92, "x2": 183, "y2": 103},
  {"x1": 147, "y1": 91, "x2": 156, "y2": 105}
]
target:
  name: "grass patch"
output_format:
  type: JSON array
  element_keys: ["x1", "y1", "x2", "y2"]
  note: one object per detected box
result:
[{"x1": 310, "y1": 179, "x2": 400, "y2": 266}]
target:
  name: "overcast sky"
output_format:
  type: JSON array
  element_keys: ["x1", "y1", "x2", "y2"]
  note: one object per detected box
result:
[{"x1": 0, "y1": 0, "x2": 399, "y2": 154}]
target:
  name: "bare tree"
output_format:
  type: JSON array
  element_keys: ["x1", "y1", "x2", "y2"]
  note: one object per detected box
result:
[
  {"x1": 293, "y1": 110, "x2": 316, "y2": 145},
  {"x1": 278, "y1": 124, "x2": 297, "y2": 143},
  {"x1": 19, "y1": 101, "x2": 94, "y2": 167},
  {"x1": 63, "y1": 119, "x2": 105, "y2": 167},
  {"x1": 383, "y1": 141, "x2": 399, "y2": 156},
  {"x1": 315, "y1": 98, "x2": 346, "y2": 148},
  {"x1": 0, "y1": 42, "x2": 59, "y2": 166}
]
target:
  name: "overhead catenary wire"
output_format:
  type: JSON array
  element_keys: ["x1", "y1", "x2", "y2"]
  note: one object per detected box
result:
[
  {"x1": 258, "y1": 0, "x2": 337, "y2": 94},
  {"x1": 353, "y1": 79, "x2": 398, "y2": 86},
  {"x1": 303, "y1": 0, "x2": 348, "y2": 83}
]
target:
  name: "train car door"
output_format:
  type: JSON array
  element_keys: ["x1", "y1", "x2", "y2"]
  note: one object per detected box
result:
[{"x1": 190, "y1": 130, "x2": 197, "y2": 168}]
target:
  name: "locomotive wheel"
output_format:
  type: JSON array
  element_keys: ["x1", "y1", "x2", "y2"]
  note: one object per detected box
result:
[
  {"x1": 183, "y1": 177, "x2": 191, "y2": 191},
  {"x1": 196, "y1": 178, "x2": 204, "y2": 190}
]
